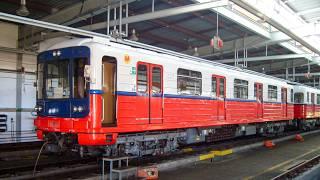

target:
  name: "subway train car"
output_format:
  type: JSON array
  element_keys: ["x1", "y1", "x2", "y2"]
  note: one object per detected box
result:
[
  {"x1": 34, "y1": 37, "x2": 319, "y2": 156},
  {"x1": 293, "y1": 84, "x2": 320, "y2": 130}
]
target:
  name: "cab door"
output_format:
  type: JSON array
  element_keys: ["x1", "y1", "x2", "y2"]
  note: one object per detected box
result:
[
  {"x1": 255, "y1": 83, "x2": 263, "y2": 118},
  {"x1": 281, "y1": 88, "x2": 288, "y2": 118},
  {"x1": 213, "y1": 75, "x2": 226, "y2": 121}
]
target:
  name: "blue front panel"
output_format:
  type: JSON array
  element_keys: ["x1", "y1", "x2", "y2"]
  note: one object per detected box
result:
[
  {"x1": 70, "y1": 98, "x2": 90, "y2": 118},
  {"x1": 45, "y1": 99, "x2": 71, "y2": 117},
  {"x1": 37, "y1": 46, "x2": 90, "y2": 118}
]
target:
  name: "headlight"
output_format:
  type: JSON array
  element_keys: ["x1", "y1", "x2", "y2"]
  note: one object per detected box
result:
[
  {"x1": 48, "y1": 108, "x2": 58, "y2": 114},
  {"x1": 78, "y1": 106, "x2": 84, "y2": 112},
  {"x1": 73, "y1": 106, "x2": 84, "y2": 113},
  {"x1": 73, "y1": 106, "x2": 78, "y2": 112},
  {"x1": 34, "y1": 105, "x2": 43, "y2": 112}
]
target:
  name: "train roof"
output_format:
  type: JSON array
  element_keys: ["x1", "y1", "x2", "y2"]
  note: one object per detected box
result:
[{"x1": 46, "y1": 36, "x2": 319, "y2": 90}]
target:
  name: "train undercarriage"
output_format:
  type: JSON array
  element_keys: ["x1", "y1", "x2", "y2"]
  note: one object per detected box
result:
[{"x1": 43, "y1": 118, "x2": 320, "y2": 157}]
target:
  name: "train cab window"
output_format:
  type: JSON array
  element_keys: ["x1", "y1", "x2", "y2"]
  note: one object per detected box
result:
[
  {"x1": 137, "y1": 64, "x2": 148, "y2": 93},
  {"x1": 177, "y1": 68, "x2": 202, "y2": 95},
  {"x1": 317, "y1": 94, "x2": 320, "y2": 104},
  {"x1": 152, "y1": 67, "x2": 162, "y2": 94},
  {"x1": 212, "y1": 76, "x2": 217, "y2": 97},
  {"x1": 268, "y1": 85, "x2": 277, "y2": 101},
  {"x1": 307, "y1": 92, "x2": 310, "y2": 103},
  {"x1": 294, "y1": 93, "x2": 304, "y2": 103},
  {"x1": 290, "y1": 89, "x2": 294, "y2": 103},
  {"x1": 46, "y1": 60, "x2": 70, "y2": 99},
  {"x1": 234, "y1": 79, "x2": 248, "y2": 99}
]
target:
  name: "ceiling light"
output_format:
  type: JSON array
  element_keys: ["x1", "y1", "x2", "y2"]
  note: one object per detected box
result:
[
  {"x1": 129, "y1": 29, "x2": 139, "y2": 41},
  {"x1": 16, "y1": 0, "x2": 29, "y2": 17},
  {"x1": 193, "y1": 47, "x2": 199, "y2": 57}
]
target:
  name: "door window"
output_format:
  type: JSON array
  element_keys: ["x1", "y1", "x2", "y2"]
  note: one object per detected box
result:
[
  {"x1": 137, "y1": 64, "x2": 148, "y2": 93},
  {"x1": 152, "y1": 67, "x2": 162, "y2": 94},
  {"x1": 219, "y1": 78, "x2": 225, "y2": 98}
]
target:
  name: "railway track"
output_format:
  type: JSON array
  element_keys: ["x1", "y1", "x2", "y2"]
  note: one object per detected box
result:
[
  {"x1": 0, "y1": 141, "x2": 42, "y2": 152},
  {"x1": 272, "y1": 154, "x2": 320, "y2": 180},
  {"x1": 0, "y1": 128, "x2": 318, "y2": 179},
  {"x1": 0, "y1": 155, "x2": 98, "y2": 179}
]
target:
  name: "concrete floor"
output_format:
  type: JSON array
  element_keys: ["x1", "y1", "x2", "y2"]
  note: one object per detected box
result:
[{"x1": 159, "y1": 133, "x2": 320, "y2": 180}]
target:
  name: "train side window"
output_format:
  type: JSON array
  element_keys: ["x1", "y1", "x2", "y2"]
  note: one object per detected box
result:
[
  {"x1": 219, "y1": 78, "x2": 225, "y2": 98},
  {"x1": 290, "y1": 89, "x2": 294, "y2": 103},
  {"x1": 152, "y1": 67, "x2": 162, "y2": 94},
  {"x1": 177, "y1": 68, "x2": 202, "y2": 95},
  {"x1": 212, "y1": 76, "x2": 217, "y2": 97},
  {"x1": 317, "y1": 94, "x2": 320, "y2": 104},
  {"x1": 294, "y1": 93, "x2": 304, "y2": 103},
  {"x1": 268, "y1": 85, "x2": 277, "y2": 101},
  {"x1": 137, "y1": 64, "x2": 148, "y2": 93},
  {"x1": 234, "y1": 79, "x2": 248, "y2": 99}
]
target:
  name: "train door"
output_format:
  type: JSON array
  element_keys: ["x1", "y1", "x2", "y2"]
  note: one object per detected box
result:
[
  {"x1": 255, "y1": 83, "x2": 263, "y2": 118},
  {"x1": 136, "y1": 62, "x2": 163, "y2": 124},
  {"x1": 311, "y1": 93, "x2": 315, "y2": 116},
  {"x1": 213, "y1": 75, "x2": 226, "y2": 121},
  {"x1": 102, "y1": 57, "x2": 117, "y2": 126},
  {"x1": 149, "y1": 64, "x2": 163, "y2": 124},
  {"x1": 281, "y1": 88, "x2": 288, "y2": 118}
]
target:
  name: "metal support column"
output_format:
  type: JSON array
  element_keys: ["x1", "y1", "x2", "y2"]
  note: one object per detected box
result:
[{"x1": 15, "y1": 25, "x2": 25, "y2": 140}]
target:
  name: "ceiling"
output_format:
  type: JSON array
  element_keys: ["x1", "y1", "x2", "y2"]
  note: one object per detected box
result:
[{"x1": 0, "y1": 0, "x2": 319, "y2": 86}]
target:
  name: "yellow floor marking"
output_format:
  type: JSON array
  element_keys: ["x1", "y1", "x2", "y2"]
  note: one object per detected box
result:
[
  {"x1": 243, "y1": 146, "x2": 320, "y2": 180},
  {"x1": 183, "y1": 148, "x2": 194, "y2": 153},
  {"x1": 212, "y1": 149, "x2": 233, "y2": 156},
  {"x1": 199, "y1": 152, "x2": 215, "y2": 160}
]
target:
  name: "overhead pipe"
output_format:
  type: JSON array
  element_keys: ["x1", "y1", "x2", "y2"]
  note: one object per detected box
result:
[
  {"x1": 125, "y1": 3, "x2": 128, "y2": 36},
  {"x1": 119, "y1": 1, "x2": 122, "y2": 35},
  {"x1": 107, "y1": 5, "x2": 110, "y2": 35}
]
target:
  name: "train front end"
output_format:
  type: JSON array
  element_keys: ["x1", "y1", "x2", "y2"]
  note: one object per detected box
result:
[{"x1": 34, "y1": 45, "x2": 114, "y2": 154}]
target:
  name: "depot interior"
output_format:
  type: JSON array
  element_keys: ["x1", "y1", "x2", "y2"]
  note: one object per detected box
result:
[{"x1": 0, "y1": 0, "x2": 320, "y2": 179}]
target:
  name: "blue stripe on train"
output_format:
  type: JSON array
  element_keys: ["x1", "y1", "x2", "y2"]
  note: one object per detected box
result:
[{"x1": 91, "y1": 89, "x2": 289, "y2": 104}]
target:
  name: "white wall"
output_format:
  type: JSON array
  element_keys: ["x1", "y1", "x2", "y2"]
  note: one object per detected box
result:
[{"x1": 0, "y1": 21, "x2": 37, "y2": 133}]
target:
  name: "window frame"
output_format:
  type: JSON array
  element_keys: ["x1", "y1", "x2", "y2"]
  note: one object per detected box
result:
[
  {"x1": 136, "y1": 62, "x2": 164, "y2": 95},
  {"x1": 233, "y1": 78, "x2": 249, "y2": 99},
  {"x1": 212, "y1": 75, "x2": 226, "y2": 98},
  {"x1": 317, "y1": 94, "x2": 320, "y2": 105},
  {"x1": 151, "y1": 66, "x2": 163, "y2": 95},
  {"x1": 136, "y1": 62, "x2": 149, "y2": 94},
  {"x1": 254, "y1": 82, "x2": 263, "y2": 102},
  {"x1": 311, "y1": 93, "x2": 315, "y2": 105},
  {"x1": 267, "y1": 85, "x2": 278, "y2": 101},
  {"x1": 177, "y1": 68, "x2": 202, "y2": 96},
  {"x1": 294, "y1": 92, "x2": 304, "y2": 104}
]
